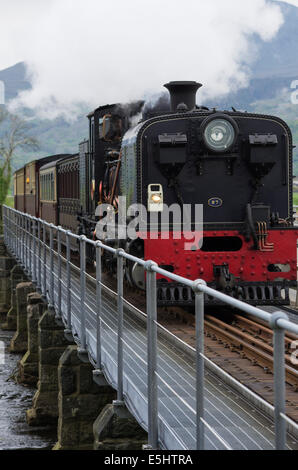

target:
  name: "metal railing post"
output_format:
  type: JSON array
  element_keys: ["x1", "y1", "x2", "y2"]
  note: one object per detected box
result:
[
  {"x1": 43, "y1": 221, "x2": 47, "y2": 298},
  {"x1": 23, "y1": 215, "x2": 26, "y2": 263},
  {"x1": 10, "y1": 209, "x2": 12, "y2": 250},
  {"x1": 29, "y1": 217, "x2": 32, "y2": 276},
  {"x1": 6, "y1": 207, "x2": 8, "y2": 246},
  {"x1": 2, "y1": 206, "x2": 7, "y2": 244},
  {"x1": 14, "y1": 212, "x2": 17, "y2": 257},
  {"x1": 24, "y1": 215, "x2": 27, "y2": 267},
  {"x1": 115, "y1": 248, "x2": 125, "y2": 403},
  {"x1": 3, "y1": 207, "x2": 5, "y2": 243},
  {"x1": 49, "y1": 224, "x2": 54, "y2": 308},
  {"x1": 20, "y1": 215, "x2": 25, "y2": 266},
  {"x1": 65, "y1": 230, "x2": 72, "y2": 334},
  {"x1": 9, "y1": 208, "x2": 12, "y2": 250},
  {"x1": 4, "y1": 206, "x2": 7, "y2": 244},
  {"x1": 6, "y1": 207, "x2": 8, "y2": 245},
  {"x1": 4, "y1": 206, "x2": 7, "y2": 246},
  {"x1": 10, "y1": 211, "x2": 14, "y2": 254},
  {"x1": 79, "y1": 235, "x2": 87, "y2": 352},
  {"x1": 57, "y1": 226, "x2": 62, "y2": 318},
  {"x1": 8, "y1": 208, "x2": 11, "y2": 247},
  {"x1": 15, "y1": 212, "x2": 18, "y2": 255},
  {"x1": 37, "y1": 220, "x2": 42, "y2": 289},
  {"x1": 9, "y1": 207, "x2": 11, "y2": 249},
  {"x1": 145, "y1": 260, "x2": 158, "y2": 450},
  {"x1": 193, "y1": 279, "x2": 207, "y2": 450},
  {"x1": 32, "y1": 219, "x2": 37, "y2": 284},
  {"x1": 25, "y1": 217, "x2": 28, "y2": 272},
  {"x1": 96, "y1": 241, "x2": 102, "y2": 370},
  {"x1": 270, "y1": 311, "x2": 289, "y2": 450},
  {"x1": 17, "y1": 213, "x2": 20, "y2": 260},
  {"x1": 15, "y1": 212, "x2": 18, "y2": 259},
  {"x1": 14, "y1": 211, "x2": 17, "y2": 255},
  {"x1": 10, "y1": 209, "x2": 13, "y2": 252},
  {"x1": 4, "y1": 208, "x2": 9, "y2": 245},
  {"x1": 2, "y1": 206, "x2": 5, "y2": 244}
]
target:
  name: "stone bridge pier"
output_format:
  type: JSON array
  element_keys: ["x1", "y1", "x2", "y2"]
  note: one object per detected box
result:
[{"x1": 0, "y1": 238, "x2": 148, "y2": 450}]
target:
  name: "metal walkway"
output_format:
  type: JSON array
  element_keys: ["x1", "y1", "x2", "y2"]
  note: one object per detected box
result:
[
  {"x1": 29, "y1": 241, "x2": 298, "y2": 450},
  {"x1": 3, "y1": 206, "x2": 298, "y2": 450}
]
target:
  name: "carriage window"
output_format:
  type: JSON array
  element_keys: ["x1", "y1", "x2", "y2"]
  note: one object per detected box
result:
[
  {"x1": 41, "y1": 172, "x2": 54, "y2": 201},
  {"x1": 51, "y1": 173, "x2": 54, "y2": 200}
]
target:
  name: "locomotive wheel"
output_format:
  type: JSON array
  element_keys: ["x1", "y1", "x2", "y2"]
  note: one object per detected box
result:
[{"x1": 125, "y1": 238, "x2": 145, "y2": 289}]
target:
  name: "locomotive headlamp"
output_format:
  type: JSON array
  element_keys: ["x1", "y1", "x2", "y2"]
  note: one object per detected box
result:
[
  {"x1": 151, "y1": 194, "x2": 162, "y2": 203},
  {"x1": 202, "y1": 115, "x2": 238, "y2": 152},
  {"x1": 148, "y1": 184, "x2": 163, "y2": 212}
]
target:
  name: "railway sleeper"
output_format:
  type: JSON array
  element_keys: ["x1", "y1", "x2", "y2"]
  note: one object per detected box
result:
[
  {"x1": 204, "y1": 321, "x2": 298, "y2": 389},
  {"x1": 157, "y1": 281, "x2": 293, "y2": 306}
]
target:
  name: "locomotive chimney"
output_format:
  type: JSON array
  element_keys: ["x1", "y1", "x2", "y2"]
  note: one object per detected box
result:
[{"x1": 164, "y1": 81, "x2": 202, "y2": 112}]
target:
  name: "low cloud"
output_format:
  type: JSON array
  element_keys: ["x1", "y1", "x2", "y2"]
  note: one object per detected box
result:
[{"x1": 1, "y1": 0, "x2": 284, "y2": 120}]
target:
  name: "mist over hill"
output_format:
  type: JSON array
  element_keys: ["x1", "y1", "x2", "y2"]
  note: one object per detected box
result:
[
  {"x1": 0, "y1": 0, "x2": 297, "y2": 173},
  {"x1": 252, "y1": 1, "x2": 298, "y2": 79},
  {"x1": 0, "y1": 62, "x2": 88, "y2": 172}
]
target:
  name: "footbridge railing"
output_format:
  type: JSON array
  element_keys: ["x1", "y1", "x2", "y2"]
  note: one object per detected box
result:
[{"x1": 2, "y1": 205, "x2": 298, "y2": 450}]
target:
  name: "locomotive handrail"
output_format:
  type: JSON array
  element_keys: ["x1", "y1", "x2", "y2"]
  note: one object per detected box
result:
[{"x1": 2, "y1": 205, "x2": 298, "y2": 451}]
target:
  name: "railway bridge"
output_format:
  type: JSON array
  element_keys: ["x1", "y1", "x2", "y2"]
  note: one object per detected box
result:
[{"x1": 1, "y1": 205, "x2": 298, "y2": 451}]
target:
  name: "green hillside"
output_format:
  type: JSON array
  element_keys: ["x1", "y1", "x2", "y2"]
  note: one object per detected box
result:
[
  {"x1": 6, "y1": 97, "x2": 298, "y2": 177},
  {"x1": 9, "y1": 110, "x2": 89, "y2": 173},
  {"x1": 9, "y1": 93, "x2": 298, "y2": 176}
]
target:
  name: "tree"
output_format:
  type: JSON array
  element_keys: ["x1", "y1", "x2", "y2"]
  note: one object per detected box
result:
[{"x1": 0, "y1": 109, "x2": 39, "y2": 208}]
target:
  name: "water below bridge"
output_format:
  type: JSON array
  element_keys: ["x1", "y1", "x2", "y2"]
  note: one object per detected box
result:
[{"x1": 0, "y1": 328, "x2": 55, "y2": 450}]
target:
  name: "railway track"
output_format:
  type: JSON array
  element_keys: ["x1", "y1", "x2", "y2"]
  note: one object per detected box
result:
[
  {"x1": 205, "y1": 315, "x2": 298, "y2": 391},
  {"x1": 156, "y1": 307, "x2": 298, "y2": 423},
  {"x1": 204, "y1": 314, "x2": 298, "y2": 389}
]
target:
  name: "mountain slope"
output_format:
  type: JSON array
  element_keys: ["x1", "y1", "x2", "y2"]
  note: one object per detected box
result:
[{"x1": 0, "y1": 62, "x2": 31, "y2": 102}]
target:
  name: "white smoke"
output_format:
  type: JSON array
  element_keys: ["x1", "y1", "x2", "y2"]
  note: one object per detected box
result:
[{"x1": 0, "y1": 0, "x2": 284, "y2": 120}]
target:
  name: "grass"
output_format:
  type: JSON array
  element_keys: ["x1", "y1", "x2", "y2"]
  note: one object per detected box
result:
[
  {"x1": 293, "y1": 193, "x2": 298, "y2": 206},
  {"x1": 4, "y1": 195, "x2": 14, "y2": 208}
]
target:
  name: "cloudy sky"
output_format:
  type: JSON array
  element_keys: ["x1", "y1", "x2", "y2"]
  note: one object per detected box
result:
[
  {"x1": 274, "y1": 0, "x2": 297, "y2": 5},
  {"x1": 0, "y1": 0, "x2": 296, "y2": 118}
]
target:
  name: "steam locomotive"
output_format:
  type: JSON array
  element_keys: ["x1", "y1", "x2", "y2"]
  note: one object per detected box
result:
[{"x1": 14, "y1": 81, "x2": 298, "y2": 306}]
